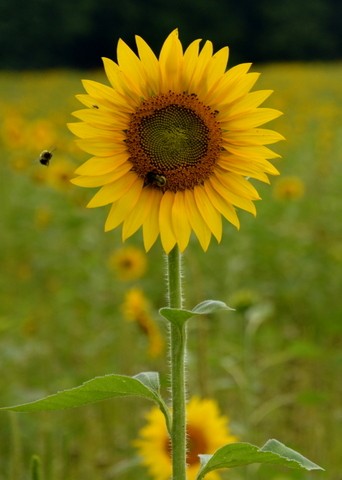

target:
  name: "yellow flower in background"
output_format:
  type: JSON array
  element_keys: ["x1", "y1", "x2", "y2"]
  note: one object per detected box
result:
[
  {"x1": 135, "y1": 396, "x2": 238, "y2": 480},
  {"x1": 69, "y1": 29, "x2": 283, "y2": 253},
  {"x1": 121, "y1": 288, "x2": 164, "y2": 357},
  {"x1": 32, "y1": 157, "x2": 75, "y2": 190},
  {"x1": 108, "y1": 246, "x2": 147, "y2": 281},
  {"x1": 273, "y1": 175, "x2": 305, "y2": 200}
]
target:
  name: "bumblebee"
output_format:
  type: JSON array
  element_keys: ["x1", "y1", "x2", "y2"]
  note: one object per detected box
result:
[
  {"x1": 39, "y1": 149, "x2": 54, "y2": 166},
  {"x1": 145, "y1": 171, "x2": 167, "y2": 188}
]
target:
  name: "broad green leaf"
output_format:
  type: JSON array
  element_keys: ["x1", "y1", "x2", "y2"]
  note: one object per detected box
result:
[
  {"x1": 197, "y1": 440, "x2": 323, "y2": 480},
  {"x1": 160, "y1": 299, "x2": 233, "y2": 326},
  {"x1": 0, "y1": 372, "x2": 170, "y2": 429}
]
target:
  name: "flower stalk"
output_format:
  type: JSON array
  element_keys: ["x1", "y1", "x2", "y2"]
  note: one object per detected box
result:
[{"x1": 166, "y1": 246, "x2": 187, "y2": 480}]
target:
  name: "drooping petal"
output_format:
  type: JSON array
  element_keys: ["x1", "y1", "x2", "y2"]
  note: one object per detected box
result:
[
  {"x1": 172, "y1": 191, "x2": 192, "y2": 252},
  {"x1": 159, "y1": 191, "x2": 177, "y2": 254},
  {"x1": 184, "y1": 189, "x2": 211, "y2": 251},
  {"x1": 87, "y1": 172, "x2": 137, "y2": 208},
  {"x1": 142, "y1": 189, "x2": 163, "y2": 251},
  {"x1": 105, "y1": 177, "x2": 143, "y2": 232},
  {"x1": 193, "y1": 185, "x2": 222, "y2": 242}
]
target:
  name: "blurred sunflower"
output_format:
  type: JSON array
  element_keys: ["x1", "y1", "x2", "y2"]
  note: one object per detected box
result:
[
  {"x1": 134, "y1": 396, "x2": 237, "y2": 480},
  {"x1": 121, "y1": 288, "x2": 164, "y2": 357},
  {"x1": 273, "y1": 175, "x2": 305, "y2": 200},
  {"x1": 108, "y1": 246, "x2": 147, "y2": 281},
  {"x1": 69, "y1": 29, "x2": 283, "y2": 253}
]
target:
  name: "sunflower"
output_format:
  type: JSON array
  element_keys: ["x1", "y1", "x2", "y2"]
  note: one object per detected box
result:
[
  {"x1": 121, "y1": 288, "x2": 164, "y2": 357},
  {"x1": 134, "y1": 396, "x2": 237, "y2": 480},
  {"x1": 69, "y1": 30, "x2": 283, "y2": 253},
  {"x1": 108, "y1": 246, "x2": 147, "y2": 281},
  {"x1": 273, "y1": 175, "x2": 305, "y2": 200}
]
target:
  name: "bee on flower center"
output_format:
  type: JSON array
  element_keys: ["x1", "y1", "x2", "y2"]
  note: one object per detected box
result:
[{"x1": 145, "y1": 171, "x2": 167, "y2": 188}]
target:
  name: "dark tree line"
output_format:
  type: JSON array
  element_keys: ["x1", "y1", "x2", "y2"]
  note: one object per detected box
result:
[{"x1": 1, "y1": 0, "x2": 341, "y2": 69}]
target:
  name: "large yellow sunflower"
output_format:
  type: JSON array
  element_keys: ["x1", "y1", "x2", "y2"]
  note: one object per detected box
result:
[
  {"x1": 69, "y1": 29, "x2": 283, "y2": 253},
  {"x1": 134, "y1": 396, "x2": 238, "y2": 480}
]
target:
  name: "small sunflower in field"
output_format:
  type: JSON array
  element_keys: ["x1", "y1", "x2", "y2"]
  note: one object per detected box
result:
[
  {"x1": 108, "y1": 246, "x2": 147, "y2": 281},
  {"x1": 134, "y1": 396, "x2": 237, "y2": 480},
  {"x1": 69, "y1": 29, "x2": 283, "y2": 253},
  {"x1": 273, "y1": 175, "x2": 305, "y2": 200},
  {"x1": 121, "y1": 288, "x2": 164, "y2": 357}
]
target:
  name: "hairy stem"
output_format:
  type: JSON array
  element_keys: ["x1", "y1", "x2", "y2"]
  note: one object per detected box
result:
[{"x1": 167, "y1": 246, "x2": 187, "y2": 480}]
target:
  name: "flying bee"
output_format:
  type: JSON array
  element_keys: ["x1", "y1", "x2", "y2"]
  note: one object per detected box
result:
[
  {"x1": 145, "y1": 171, "x2": 167, "y2": 188},
  {"x1": 39, "y1": 148, "x2": 55, "y2": 166}
]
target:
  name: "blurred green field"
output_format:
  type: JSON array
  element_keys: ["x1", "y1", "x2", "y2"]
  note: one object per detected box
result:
[{"x1": 1, "y1": 63, "x2": 341, "y2": 480}]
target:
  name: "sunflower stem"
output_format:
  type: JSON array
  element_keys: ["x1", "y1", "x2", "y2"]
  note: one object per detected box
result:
[{"x1": 166, "y1": 246, "x2": 187, "y2": 480}]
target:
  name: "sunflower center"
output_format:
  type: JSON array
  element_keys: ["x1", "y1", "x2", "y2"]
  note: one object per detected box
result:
[
  {"x1": 126, "y1": 92, "x2": 222, "y2": 192},
  {"x1": 163, "y1": 424, "x2": 208, "y2": 466},
  {"x1": 186, "y1": 424, "x2": 209, "y2": 465}
]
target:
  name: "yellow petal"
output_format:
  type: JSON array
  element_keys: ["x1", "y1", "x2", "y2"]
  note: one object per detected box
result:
[
  {"x1": 82, "y1": 78, "x2": 135, "y2": 111},
  {"x1": 71, "y1": 108, "x2": 127, "y2": 130},
  {"x1": 204, "y1": 181, "x2": 241, "y2": 226},
  {"x1": 75, "y1": 137, "x2": 126, "y2": 156},
  {"x1": 68, "y1": 122, "x2": 101, "y2": 139},
  {"x1": 105, "y1": 177, "x2": 143, "y2": 232},
  {"x1": 122, "y1": 187, "x2": 156, "y2": 240},
  {"x1": 135, "y1": 35, "x2": 160, "y2": 93},
  {"x1": 172, "y1": 191, "x2": 192, "y2": 252},
  {"x1": 217, "y1": 157, "x2": 272, "y2": 183},
  {"x1": 222, "y1": 143, "x2": 281, "y2": 160},
  {"x1": 158, "y1": 191, "x2": 177, "y2": 254},
  {"x1": 220, "y1": 108, "x2": 283, "y2": 129},
  {"x1": 102, "y1": 57, "x2": 126, "y2": 95},
  {"x1": 87, "y1": 171, "x2": 137, "y2": 207},
  {"x1": 209, "y1": 175, "x2": 256, "y2": 215},
  {"x1": 205, "y1": 46, "x2": 229, "y2": 91},
  {"x1": 116, "y1": 39, "x2": 147, "y2": 96},
  {"x1": 187, "y1": 40, "x2": 213, "y2": 92},
  {"x1": 182, "y1": 39, "x2": 201, "y2": 87},
  {"x1": 223, "y1": 90, "x2": 273, "y2": 117},
  {"x1": 193, "y1": 186, "x2": 222, "y2": 242},
  {"x1": 204, "y1": 63, "x2": 252, "y2": 103},
  {"x1": 223, "y1": 128, "x2": 285, "y2": 146},
  {"x1": 142, "y1": 189, "x2": 163, "y2": 251},
  {"x1": 159, "y1": 29, "x2": 183, "y2": 92},
  {"x1": 214, "y1": 169, "x2": 261, "y2": 200},
  {"x1": 213, "y1": 72, "x2": 260, "y2": 108},
  {"x1": 71, "y1": 162, "x2": 132, "y2": 187},
  {"x1": 183, "y1": 189, "x2": 211, "y2": 251},
  {"x1": 75, "y1": 153, "x2": 129, "y2": 175}
]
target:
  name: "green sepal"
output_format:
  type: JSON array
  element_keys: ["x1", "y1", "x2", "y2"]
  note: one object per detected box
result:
[
  {"x1": 160, "y1": 299, "x2": 233, "y2": 326},
  {"x1": 196, "y1": 439, "x2": 324, "y2": 480},
  {"x1": 0, "y1": 372, "x2": 171, "y2": 433}
]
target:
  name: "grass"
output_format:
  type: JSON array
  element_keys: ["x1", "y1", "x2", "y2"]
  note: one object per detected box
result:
[{"x1": 1, "y1": 62, "x2": 341, "y2": 479}]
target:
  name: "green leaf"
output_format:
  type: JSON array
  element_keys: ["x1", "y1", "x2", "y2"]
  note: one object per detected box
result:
[
  {"x1": 160, "y1": 299, "x2": 233, "y2": 326},
  {"x1": 196, "y1": 440, "x2": 324, "y2": 480},
  {"x1": 0, "y1": 372, "x2": 170, "y2": 429},
  {"x1": 191, "y1": 300, "x2": 234, "y2": 315},
  {"x1": 159, "y1": 307, "x2": 195, "y2": 324}
]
